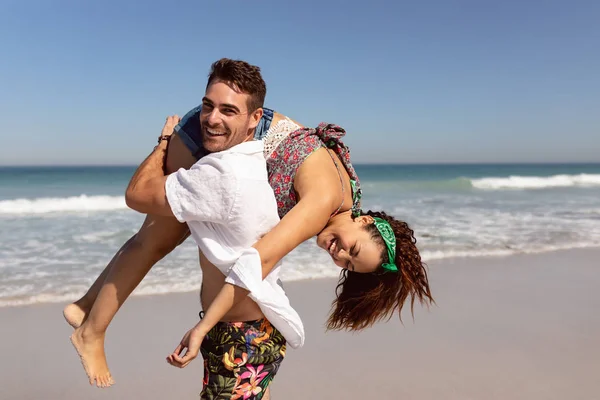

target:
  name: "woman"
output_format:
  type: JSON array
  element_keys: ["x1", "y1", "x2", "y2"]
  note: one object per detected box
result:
[
  {"x1": 164, "y1": 114, "x2": 435, "y2": 393},
  {"x1": 65, "y1": 105, "x2": 433, "y2": 389}
]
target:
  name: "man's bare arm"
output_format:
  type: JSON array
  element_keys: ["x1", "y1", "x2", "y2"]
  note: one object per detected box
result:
[{"x1": 125, "y1": 116, "x2": 179, "y2": 217}]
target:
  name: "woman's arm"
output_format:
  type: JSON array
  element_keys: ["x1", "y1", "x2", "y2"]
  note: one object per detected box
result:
[
  {"x1": 168, "y1": 191, "x2": 337, "y2": 363},
  {"x1": 186, "y1": 149, "x2": 345, "y2": 331},
  {"x1": 254, "y1": 147, "x2": 344, "y2": 275}
]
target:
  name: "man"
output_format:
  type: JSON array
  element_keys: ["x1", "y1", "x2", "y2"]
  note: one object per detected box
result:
[
  {"x1": 71, "y1": 59, "x2": 303, "y2": 398},
  {"x1": 65, "y1": 66, "x2": 301, "y2": 389}
]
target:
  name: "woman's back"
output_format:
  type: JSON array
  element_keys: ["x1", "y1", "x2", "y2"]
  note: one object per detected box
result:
[{"x1": 265, "y1": 121, "x2": 361, "y2": 220}]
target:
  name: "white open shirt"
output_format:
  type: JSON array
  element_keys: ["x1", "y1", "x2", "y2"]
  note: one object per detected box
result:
[{"x1": 165, "y1": 140, "x2": 304, "y2": 349}]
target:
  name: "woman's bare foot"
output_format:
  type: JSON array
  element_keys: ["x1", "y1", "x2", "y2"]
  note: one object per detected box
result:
[
  {"x1": 63, "y1": 302, "x2": 89, "y2": 329},
  {"x1": 70, "y1": 325, "x2": 114, "y2": 388}
]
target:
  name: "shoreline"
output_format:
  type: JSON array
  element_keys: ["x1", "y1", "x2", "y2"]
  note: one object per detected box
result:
[
  {"x1": 2, "y1": 246, "x2": 600, "y2": 309},
  {"x1": 1, "y1": 248, "x2": 599, "y2": 399}
]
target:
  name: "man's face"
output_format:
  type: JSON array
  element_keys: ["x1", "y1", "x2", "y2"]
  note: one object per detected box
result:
[{"x1": 199, "y1": 80, "x2": 263, "y2": 153}]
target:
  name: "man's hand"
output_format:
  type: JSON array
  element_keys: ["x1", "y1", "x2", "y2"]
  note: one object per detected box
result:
[
  {"x1": 166, "y1": 324, "x2": 207, "y2": 368},
  {"x1": 159, "y1": 115, "x2": 181, "y2": 141}
]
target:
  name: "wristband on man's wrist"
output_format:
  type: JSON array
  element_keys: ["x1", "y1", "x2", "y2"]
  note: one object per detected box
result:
[{"x1": 157, "y1": 135, "x2": 172, "y2": 144}]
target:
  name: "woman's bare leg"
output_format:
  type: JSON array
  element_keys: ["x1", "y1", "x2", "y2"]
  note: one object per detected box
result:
[
  {"x1": 63, "y1": 236, "x2": 136, "y2": 328},
  {"x1": 64, "y1": 132, "x2": 196, "y2": 327},
  {"x1": 69, "y1": 132, "x2": 197, "y2": 387}
]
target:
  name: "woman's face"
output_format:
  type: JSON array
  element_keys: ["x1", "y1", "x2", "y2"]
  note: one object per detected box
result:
[{"x1": 316, "y1": 215, "x2": 383, "y2": 273}]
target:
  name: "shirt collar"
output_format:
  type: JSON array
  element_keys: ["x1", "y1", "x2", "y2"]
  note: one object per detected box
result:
[{"x1": 224, "y1": 140, "x2": 263, "y2": 155}]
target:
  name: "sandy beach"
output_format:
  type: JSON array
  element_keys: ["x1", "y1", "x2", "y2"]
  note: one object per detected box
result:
[{"x1": 1, "y1": 248, "x2": 599, "y2": 399}]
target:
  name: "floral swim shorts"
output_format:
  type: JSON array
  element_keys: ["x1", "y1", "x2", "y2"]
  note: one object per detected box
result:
[{"x1": 200, "y1": 316, "x2": 286, "y2": 399}]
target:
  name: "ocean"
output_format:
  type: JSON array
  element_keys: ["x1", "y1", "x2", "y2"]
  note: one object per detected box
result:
[{"x1": 1, "y1": 164, "x2": 600, "y2": 307}]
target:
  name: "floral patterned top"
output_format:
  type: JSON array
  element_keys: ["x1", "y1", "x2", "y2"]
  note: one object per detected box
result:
[{"x1": 266, "y1": 123, "x2": 362, "y2": 219}]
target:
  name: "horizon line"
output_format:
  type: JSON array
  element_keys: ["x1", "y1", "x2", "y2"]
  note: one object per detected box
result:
[{"x1": 2, "y1": 161, "x2": 600, "y2": 168}]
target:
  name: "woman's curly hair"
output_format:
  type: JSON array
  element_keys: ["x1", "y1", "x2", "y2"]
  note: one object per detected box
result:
[{"x1": 327, "y1": 210, "x2": 434, "y2": 331}]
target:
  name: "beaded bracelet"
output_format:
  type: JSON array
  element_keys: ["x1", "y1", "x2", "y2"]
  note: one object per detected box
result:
[{"x1": 157, "y1": 135, "x2": 172, "y2": 144}]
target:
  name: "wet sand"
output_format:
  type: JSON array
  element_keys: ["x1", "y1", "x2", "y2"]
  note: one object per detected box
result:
[{"x1": 1, "y1": 248, "x2": 599, "y2": 399}]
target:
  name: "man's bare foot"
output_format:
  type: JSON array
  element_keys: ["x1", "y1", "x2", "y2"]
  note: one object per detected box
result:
[
  {"x1": 70, "y1": 326, "x2": 114, "y2": 388},
  {"x1": 63, "y1": 302, "x2": 89, "y2": 329}
]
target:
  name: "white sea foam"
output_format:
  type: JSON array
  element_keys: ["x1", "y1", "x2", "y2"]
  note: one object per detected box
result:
[
  {"x1": 2, "y1": 241, "x2": 600, "y2": 308},
  {"x1": 2, "y1": 167, "x2": 600, "y2": 308},
  {"x1": 0, "y1": 195, "x2": 127, "y2": 214},
  {"x1": 471, "y1": 174, "x2": 600, "y2": 190}
]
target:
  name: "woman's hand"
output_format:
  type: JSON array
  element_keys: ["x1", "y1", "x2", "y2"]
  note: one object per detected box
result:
[
  {"x1": 166, "y1": 322, "x2": 207, "y2": 368},
  {"x1": 158, "y1": 115, "x2": 181, "y2": 141}
]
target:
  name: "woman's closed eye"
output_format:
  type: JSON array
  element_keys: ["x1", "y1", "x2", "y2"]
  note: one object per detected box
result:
[{"x1": 346, "y1": 244, "x2": 358, "y2": 271}]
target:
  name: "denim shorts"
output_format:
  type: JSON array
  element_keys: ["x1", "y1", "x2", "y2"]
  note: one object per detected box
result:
[{"x1": 174, "y1": 105, "x2": 274, "y2": 159}]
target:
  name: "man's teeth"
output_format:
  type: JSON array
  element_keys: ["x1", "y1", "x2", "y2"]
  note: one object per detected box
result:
[
  {"x1": 206, "y1": 128, "x2": 226, "y2": 136},
  {"x1": 329, "y1": 240, "x2": 336, "y2": 254}
]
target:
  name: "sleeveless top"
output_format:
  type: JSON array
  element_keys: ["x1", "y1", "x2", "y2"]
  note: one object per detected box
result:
[{"x1": 265, "y1": 122, "x2": 362, "y2": 219}]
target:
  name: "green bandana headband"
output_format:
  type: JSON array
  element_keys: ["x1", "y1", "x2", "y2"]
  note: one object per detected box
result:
[{"x1": 373, "y1": 217, "x2": 397, "y2": 272}]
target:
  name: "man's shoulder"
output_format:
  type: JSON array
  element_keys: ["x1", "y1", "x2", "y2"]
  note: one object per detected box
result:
[
  {"x1": 186, "y1": 152, "x2": 240, "y2": 185},
  {"x1": 187, "y1": 147, "x2": 265, "y2": 187},
  {"x1": 217, "y1": 142, "x2": 266, "y2": 172}
]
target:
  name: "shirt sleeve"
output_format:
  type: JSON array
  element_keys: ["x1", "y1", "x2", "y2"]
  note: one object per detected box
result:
[
  {"x1": 224, "y1": 247, "x2": 262, "y2": 292},
  {"x1": 165, "y1": 158, "x2": 237, "y2": 224}
]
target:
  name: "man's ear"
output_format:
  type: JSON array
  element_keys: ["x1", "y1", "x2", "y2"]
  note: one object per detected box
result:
[{"x1": 248, "y1": 107, "x2": 264, "y2": 130}]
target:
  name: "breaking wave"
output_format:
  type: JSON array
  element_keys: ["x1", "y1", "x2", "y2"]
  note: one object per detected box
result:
[{"x1": 0, "y1": 195, "x2": 127, "y2": 215}]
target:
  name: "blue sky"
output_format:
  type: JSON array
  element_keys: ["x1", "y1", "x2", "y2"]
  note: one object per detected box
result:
[{"x1": 0, "y1": 0, "x2": 598, "y2": 165}]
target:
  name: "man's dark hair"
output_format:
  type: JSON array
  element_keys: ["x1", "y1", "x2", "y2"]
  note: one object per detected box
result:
[{"x1": 207, "y1": 58, "x2": 267, "y2": 112}]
